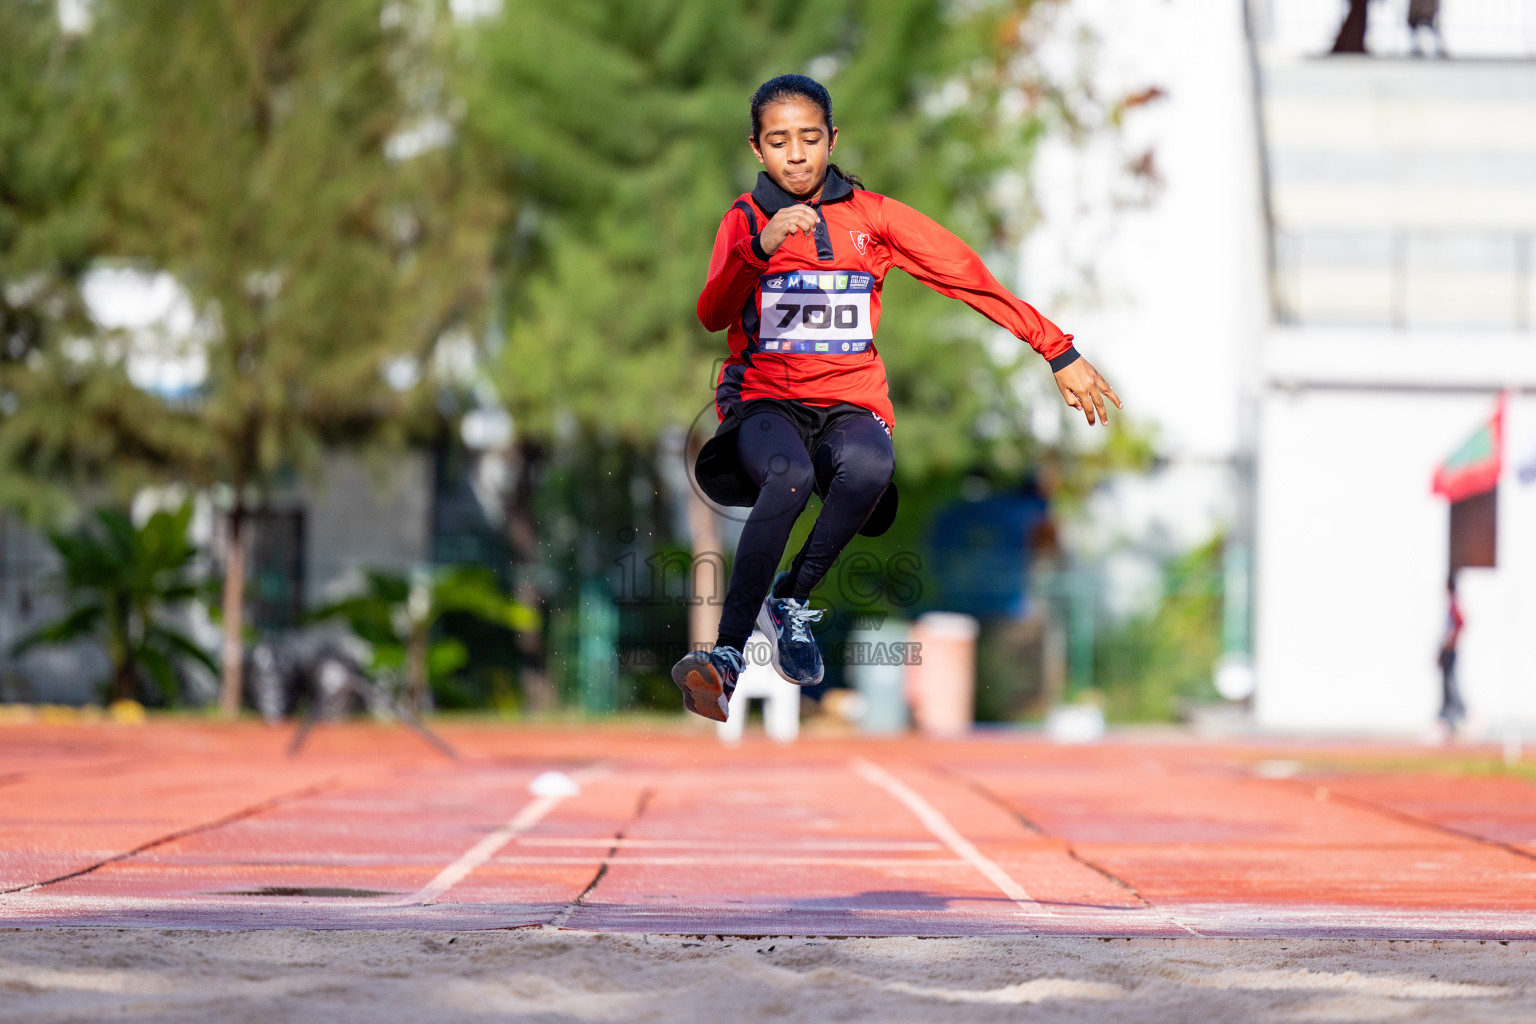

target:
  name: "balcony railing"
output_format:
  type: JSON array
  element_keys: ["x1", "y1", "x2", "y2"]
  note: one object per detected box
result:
[
  {"x1": 1250, "y1": 0, "x2": 1536, "y2": 61},
  {"x1": 1275, "y1": 230, "x2": 1536, "y2": 329}
]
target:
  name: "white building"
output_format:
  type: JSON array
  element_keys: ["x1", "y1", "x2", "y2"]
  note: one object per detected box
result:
[{"x1": 1248, "y1": 0, "x2": 1536, "y2": 735}]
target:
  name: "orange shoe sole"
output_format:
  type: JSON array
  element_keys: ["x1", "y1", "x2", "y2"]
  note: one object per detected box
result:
[{"x1": 671, "y1": 655, "x2": 730, "y2": 722}]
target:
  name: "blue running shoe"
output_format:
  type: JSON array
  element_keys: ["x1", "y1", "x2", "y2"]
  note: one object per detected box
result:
[
  {"x1": 671, "y1": 645, "x2": 745, "y2": 722},
  {"x1": 757, "y1": 576, "x2": 826, "y2": 686}
]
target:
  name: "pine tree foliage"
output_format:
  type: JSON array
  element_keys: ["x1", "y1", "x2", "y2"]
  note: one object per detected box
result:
[
  {"x1": 3, "y1": 0, "x2": 501, "y2": 509},
  {"x1": 89, "y1": 0, "x2": 501, "y2": 492},
  {"x1": 0, "y1": 0, "x2": 503, "y2": 710},
  {"x1": 0, "y1": 1, "x2": 123, "y2": 518}
]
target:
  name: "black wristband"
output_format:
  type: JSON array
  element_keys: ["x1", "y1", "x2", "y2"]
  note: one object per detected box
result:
[
  {"x1": 749, "y1": 233, "x2": 770, "y2": 263},
  {"x1": 1048, "y1": 346, "x2": 1081, "y2": 372}
]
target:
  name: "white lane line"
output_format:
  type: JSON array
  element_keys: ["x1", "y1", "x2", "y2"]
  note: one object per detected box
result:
[
  {"x1": 515, "y1": 837, "x2": 945, "y2": 852},
  {"x1": 851, "y1": 757, "x2": 1047, "y2": 915},
  {"x1": 402, "y1": 766, "x2": 605, "y2": 906},
  {"x1": 487, "y1": 856, "x2": 970, "y2": 868}
]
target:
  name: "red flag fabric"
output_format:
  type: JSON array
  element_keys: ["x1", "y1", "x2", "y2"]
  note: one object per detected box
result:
[{"x1": 1433, "y1": 394, "x2": 1505, "y2": 503}]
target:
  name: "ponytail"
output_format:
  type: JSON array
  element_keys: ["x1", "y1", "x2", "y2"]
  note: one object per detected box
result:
[{"x1": 829, "y1": 162, "x2": 864, "y2": 191}]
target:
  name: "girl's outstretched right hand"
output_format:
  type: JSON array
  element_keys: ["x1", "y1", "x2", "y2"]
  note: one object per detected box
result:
[{"x1": 758, "y1": 205, "x2": 822, "y2": 256}]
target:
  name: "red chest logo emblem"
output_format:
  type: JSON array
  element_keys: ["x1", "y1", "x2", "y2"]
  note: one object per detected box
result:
[{"x1": 849, "y1": 231, "x2": 869, "y2": 256}]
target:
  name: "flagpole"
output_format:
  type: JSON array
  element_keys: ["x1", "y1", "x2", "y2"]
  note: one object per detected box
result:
[{"x1": 1503, "y1": 389, "x2": 1525, "y2": 766}]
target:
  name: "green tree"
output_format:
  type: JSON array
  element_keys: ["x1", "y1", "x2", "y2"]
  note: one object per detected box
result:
[
  {"x1": 1094, "y1": 538, "x2": 1224, "y2": 722},
  {"x1": 1, "y1": 1, "x2": 502, "y2": 714},
  {"x1": 0, "y1": 1, "x2": 127, "y2": 520},
  {"x1": 12, "y1": 503, "x2": 216, "y2": 704},
  {"x1": 311, "y1": 566, "x2": 539, "y2": 711}
]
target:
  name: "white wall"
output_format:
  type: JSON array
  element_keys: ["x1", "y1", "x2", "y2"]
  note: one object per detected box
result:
[
  {"x1": 1253, "y1": 388, "x2": 1517, "y2": 734},
  {"x1": 1022, "y1": 0, "x2": 1265, "y2": 465}
]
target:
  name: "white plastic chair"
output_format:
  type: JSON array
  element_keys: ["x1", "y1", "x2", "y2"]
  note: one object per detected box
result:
[{"x1": 716, "y1": 631, "x2": 800, "y2": 744}]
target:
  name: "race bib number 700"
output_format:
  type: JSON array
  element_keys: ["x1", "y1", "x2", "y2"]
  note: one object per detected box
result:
[{"x1": 758, "y1": 270, "x2": 874, "y2": 354}]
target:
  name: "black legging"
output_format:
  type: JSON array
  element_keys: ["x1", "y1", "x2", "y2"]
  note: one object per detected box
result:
[{"x1": 717, "y1": 408, "x2": 895, "y2": 648}]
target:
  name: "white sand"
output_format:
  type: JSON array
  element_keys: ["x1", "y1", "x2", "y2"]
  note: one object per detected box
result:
[{"x1": 2, "y1": 929, "x2": 1533, "y2": 1023}]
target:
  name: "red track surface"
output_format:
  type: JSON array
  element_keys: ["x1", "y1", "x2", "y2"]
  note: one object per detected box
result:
[{"x1": 4, "y1": 721, "x2": 1536, "y2": 938}]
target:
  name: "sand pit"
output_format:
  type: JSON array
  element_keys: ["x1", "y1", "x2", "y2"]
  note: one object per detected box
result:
[{"x1": 2, "y1": 928, "x2": 1534, "y2": 1023}]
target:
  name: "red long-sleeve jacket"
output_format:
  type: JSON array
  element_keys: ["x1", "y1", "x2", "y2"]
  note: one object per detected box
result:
[{"x1": 698, "y1": 170, "x2": 1077, "y2": 432}]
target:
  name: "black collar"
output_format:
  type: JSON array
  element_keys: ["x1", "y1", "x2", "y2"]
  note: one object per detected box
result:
[{"x1": 751, "y1": 168, "x2": 854, "y2": 215}]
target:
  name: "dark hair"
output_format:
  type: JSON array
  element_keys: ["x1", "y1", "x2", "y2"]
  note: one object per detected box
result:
[{"x1": 749, "y1": 73, "x2": 864, "y2": 190}]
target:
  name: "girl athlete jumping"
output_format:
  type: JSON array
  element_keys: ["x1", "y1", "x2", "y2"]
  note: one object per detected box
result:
[{"x1": 672, "y1": 74, "x2": 1119, "y2": 722}]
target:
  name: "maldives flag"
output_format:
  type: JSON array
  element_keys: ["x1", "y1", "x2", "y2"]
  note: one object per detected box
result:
[{"x1": 1432, "y1": 394, "x2": 1505, "y2": 502}]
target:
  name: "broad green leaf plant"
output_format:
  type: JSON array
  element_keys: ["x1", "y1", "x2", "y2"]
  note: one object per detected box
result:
[
  {"x1": 310, "y1": 566, "x2": 539, "y2": 712},
  {"x1": 12, "y1": 503, "x2": 216, "y2": 704}
]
